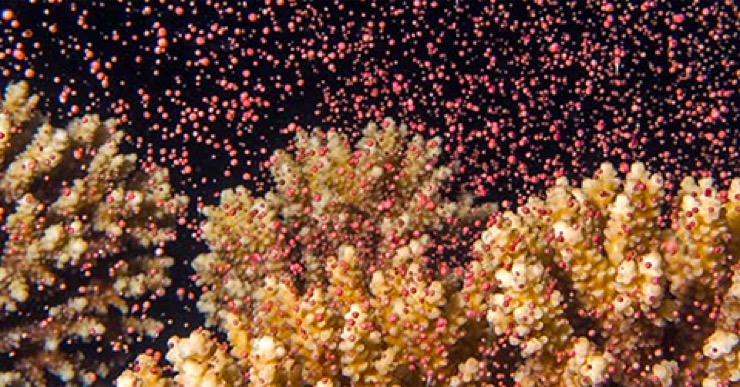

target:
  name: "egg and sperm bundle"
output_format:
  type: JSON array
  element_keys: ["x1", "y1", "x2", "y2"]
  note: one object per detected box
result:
[{"x1": 0, "y1": 82, "x2": 738, "y2": 386}]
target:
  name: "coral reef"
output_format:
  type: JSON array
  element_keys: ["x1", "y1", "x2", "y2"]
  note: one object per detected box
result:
[
  {"x1": 0, "y1": 82, "x2": 188, "y2": 385},
  {"x1": 118, "y1": 118, "x2": 739, "y2": 386}
]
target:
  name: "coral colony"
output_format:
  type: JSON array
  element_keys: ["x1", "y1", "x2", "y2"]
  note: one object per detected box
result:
[
  {"x1": 116, "y1": 120, "x2": 739, "y2": 386},
  {"x1": 1, "y1": 1, "x2": 739, "y2": 386}
]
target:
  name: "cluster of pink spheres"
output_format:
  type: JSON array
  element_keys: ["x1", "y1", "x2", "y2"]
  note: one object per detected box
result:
[
  {"x1": 0, "y1": 0, "x2": 735, "y2": 304},
  {"x1": 1, "y1": 1, "x2": 736, "y2": 209}
]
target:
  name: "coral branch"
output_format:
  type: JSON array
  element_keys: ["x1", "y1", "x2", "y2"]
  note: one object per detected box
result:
[{"x1": 0, "y1": 82, "x2": 188, "y2": 385}]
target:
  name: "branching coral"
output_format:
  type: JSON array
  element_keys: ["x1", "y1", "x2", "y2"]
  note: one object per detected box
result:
[
  {"x1": 117, "y1": 118, "x2": 739, "y2": 386},
  {"x1": 0, "y1": 82, "x2": 188, "y2": 385},
  {"x1": 465, "y1": 162, "x2": 739, "y2": 386},
  {"x1": 121, "y1": 118, "x2": 490, "y2": 386},
  {"x1": 193, "y1": 119, "x2": 486, "y2": 330}
]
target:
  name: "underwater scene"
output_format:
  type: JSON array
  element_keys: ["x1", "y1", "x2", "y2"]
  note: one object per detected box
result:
[{"x1": 0, "y1": 1, "x2": 738, "y2": 386}]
